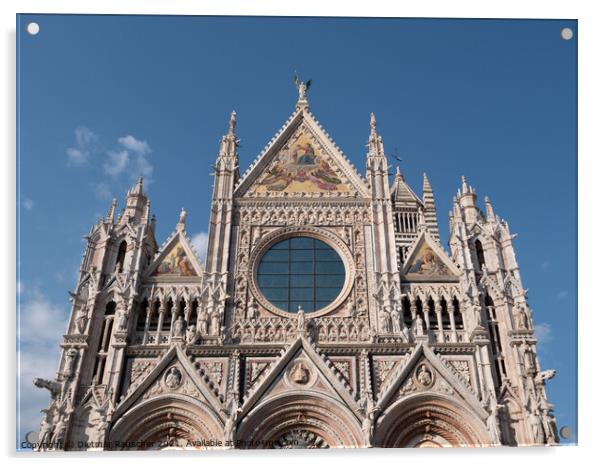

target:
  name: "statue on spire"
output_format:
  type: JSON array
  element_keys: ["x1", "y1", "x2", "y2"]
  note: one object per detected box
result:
[
  {"x1": 293, "y1": 72, "x2": 312, "y2": 108},
  {"x1": 229, "y1": 110, "x2": 236, "y2": 134}
]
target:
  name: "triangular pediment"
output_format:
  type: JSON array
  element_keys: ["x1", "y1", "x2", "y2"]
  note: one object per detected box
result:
[
  {"x1": 376, "y1": 343, "x2": 486, "y2": 419},
  {"x1": 240, "y1": 337, "x2": 358, "y2": 418},
  {"x1": 113, "y1": 346, "x2": 224, "y2": 422},
  {"x1": 401, "y1": 231, "x2": 460, "y2": 281},
  {"x1": 234, "y1": 109, "x2": 369, "y2": 198},
  {"x1": 144, "y1": 228, "x2": 203, "y2": 281}
]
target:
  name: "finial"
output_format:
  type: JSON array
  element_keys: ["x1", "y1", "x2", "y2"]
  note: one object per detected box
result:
[
  {"x1": 461, "y1": 175, "x2": 469, "y2": 194},
  {"x1": 229, "y1": 110, "x2": 237, "y2": 134},
  {"x1": 484, "y1": 195, "x2": 495, "y2": 220},
  {"x1": 179, "y1": 207, "x2": 187, "y2": 225},
  {"x1": 106, "y1": 198, "x2": 117, "y2": 222},
  {"x1": 396, "y1": 166, "x2": 401, "y2": 176},
  {"x1": 130, "y1": 176, "x2": 144, "y2": 195},
  {"x1": 370, "y1": 112, "x2": 376, "y2": 130}
]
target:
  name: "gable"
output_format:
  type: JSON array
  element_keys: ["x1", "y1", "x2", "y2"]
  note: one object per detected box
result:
[
  {"x1": 250, "y1": 123, "x2": 353, "y2": 194},
  {"x1": 376, "y1": 343, "x2": 486, "y2": 419},
  {"x1": 113, "y1": 346, "x2": 224, "y2": 421},
  {"x1": 235, "y1": 110, "x2": 369, "y2": 198},
  {"x1": 241, "y1": 337, "x2": 358, "y2": 418},
  {"x1": 401, "y1": 232, "x2": 460, "y2": 281},
  {"x1": 145, "y1": 230, "x2": 203, "y2": 280}
]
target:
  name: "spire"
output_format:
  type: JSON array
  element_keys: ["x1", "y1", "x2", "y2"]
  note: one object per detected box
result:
[
  {"x1": 461, "y1": 175, "x2": 469, "y2": 195},
  {"x1": 484, "y1": 195, "x2": 495, "y2": 221},
  {"x1": 423, "y1": 173, "x2": 433, "y2": 197},
  {"x1": 422, "y1": 173, "x2": 440, "y2": 242},
  {"x1": 228, "y1": 110, "x2": 236, "y2": 135},
  {"x1": 218, "y1": 111, "x2": 239, "y2": 162},
  {"x1": 130, "y1": 176, "x2": 144, "y2": 195},
  {"x1": 106, "y1": 198, "x2": 117, "y2": 223},
  {"x1": 122, "y1": 176, "x2": 148, "y2": 224},
  {"x1": 367, "y1": 112, "x2": 385, "y2": 161}
]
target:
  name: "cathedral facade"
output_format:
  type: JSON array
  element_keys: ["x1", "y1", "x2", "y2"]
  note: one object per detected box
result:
[{"x1": 34, "y1": 87, "x2": 558, "y2": 450}]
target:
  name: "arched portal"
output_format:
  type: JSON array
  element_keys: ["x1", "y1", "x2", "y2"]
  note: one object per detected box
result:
[
  {"x1": 108, "y1": 395, "x2": 224, "y2": 450},
  {"x1": 375, "y1": 393, "x2": 490, "y2": 448},
  {"x1": 237, "y1": 392, "x2": 362, "y2": 449}
]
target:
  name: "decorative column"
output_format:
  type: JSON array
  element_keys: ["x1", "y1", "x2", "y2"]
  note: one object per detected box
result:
[
  {"x1": 156, "y1": 300, "x2": 165, "y2": 343},
  {"x1": 435, "y1": 302, "x2": 444, "y2": 343},
  {"x1": 142, "y1": 305, "x2": 152, "y2": 345},
  {"x1": 449, "y1": 308, "x2": 458, "y2": 343}
]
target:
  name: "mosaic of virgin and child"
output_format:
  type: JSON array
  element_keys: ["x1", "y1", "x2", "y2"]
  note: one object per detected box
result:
[{"x1": 259, "y1": 137, "x2": 346, "y2": 192}]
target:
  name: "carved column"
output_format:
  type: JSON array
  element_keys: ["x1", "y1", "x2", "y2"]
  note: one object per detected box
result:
[
  {"x1": 449, "y1": 308, "x2": 458, "y2": 343},
  {"x1": 156, "y1": 301, "x2": 165, "y2": 343},
  {"x1": 142, "y1": 305, "x2": 151, "y2": 345},
  {"x1": 435, "y1": 302, "x2": 444, "y2": 343}
]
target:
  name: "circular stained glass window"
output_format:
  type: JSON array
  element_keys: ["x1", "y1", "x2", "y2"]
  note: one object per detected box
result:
[{"x1": 256, "y1": 237, "x2": 346, "y2": 313}]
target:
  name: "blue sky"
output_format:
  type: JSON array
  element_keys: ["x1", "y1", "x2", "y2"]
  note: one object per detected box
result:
[{"x1": 16, "y1": 15, "x2": 577, "y2": 446}]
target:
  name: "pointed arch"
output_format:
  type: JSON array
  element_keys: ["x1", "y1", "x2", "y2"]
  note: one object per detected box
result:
[
  {"x1": 108, "y1": 395, "x2": 224, "y2": 450},
  {"x1": 237, "y1": 392, "x2": 362, "y2": 449},
  {"x1": 375, "y1": 393, "x2": 489, "y2": 447}
]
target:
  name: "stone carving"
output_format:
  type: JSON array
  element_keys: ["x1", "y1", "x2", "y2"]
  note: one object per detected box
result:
[
  {"x1": 391, "y1": 305, "x2": 402, "y2": 333},
  {"x1": 414, "y1": 313, "x2": 425, "y2": 337},
  {"x1": 290, "y1": 361, "x2": 311, "y2": 385},
  {"x1": 246, "y1": 298, "x2": 259, "y2": 320},
  {"x1": 399, "y1": 377, "x2": 416, "y2": 397},
  {"x1": 534, "y1": 369, "x2": 556, "y2": 385},
  {"x1": 449, "y1": 360, "x2": 471, "y2": 386},
  {"x1": 274, "y1": 429, "x2": 328, "y2": 449},
  {"x1": 416, "y1": 364, "x2": 433, "y2": 388},
  {"x1": 210, "y1": 309, "x2": 221, "y2": 335},
  {"x1": 247, "y1": 361, "x2": 272, "y2": 391},
  {"x1": 374, "y1": 359, "x2": 397, "y2": 393},
  {"x1": 38, "y1": 409, "x2": 53, "y2": 447},
  {"x1": 116, "y1": 307, "x2": 128, "y2": 332},
  {"x1": 198, "y1": 308, "x2": 209, "y2": 335},
  {"x1": 362, "y1": 408, "x2": 377, "y2": 447},
  {"x1": 485, "y1": 396, "x2": 503, "y2": 445},
  {"x1": 401, "y1": 324, "x2": 412, "y2": 343},
  {"x1": 380, "y1": 310, "x2": 392, "y2": 333},
  {"x1": 63, "y1": 348, "x2": 78, "y2": 378},
  {"x1": 186, "y1": 324, "x2": 197, "y2": 344},
  {"x1": 528, "y1": 410, "x2": 545, "y2": 444},
  {"x1": 164, "y1": 367, "x2": 182, "y2": 390},
  {"x1": 74, "y1": 307, "x2": 88, "y2": 334},
  {"x1": 173, "y1": 315, "x2": 185, "y2": 338},
  {"x1": 332, "y1": 360, "x2": 351, "y2": 385}
]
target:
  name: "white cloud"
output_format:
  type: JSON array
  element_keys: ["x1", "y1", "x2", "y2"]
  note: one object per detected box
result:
[
  {"x1": 17, "y1": 289, "x2": 69, "y2": 441},
  {"x1": 19, "y1": 290, "x2": 69, "y2": 345},
  {"x1": 534, "y1": 323, "x2": 553, "y2": 345},
  {"x1": 118, "y1": 135, "x2": 151, "y2": 155},
  {"x1": 103, "y1": 135, "x2": 154, "y2": 183},
  {"x1": 22, "y1": 198, "x2": 34, "y2": 211},
  {"x1": 75, "y1": 126, "x2": 97, "y2": 147},
  {"x1": 557, "y1": 290, "x2": 568, "y2": 300},
  {"x1": 66, "y1": 147, "x2": 88, "y2": 166},
  {"x1": 191, "y1": 231, "x2": 209, "y2": 263},
  {"x1": 540, "y1": 260, "x2": 551, "y2": 272},
  {"x1": 66, "y1": 126, "x2": 97, "y2": 167},
  {"x1": 104, "y1": 149, "x2": 130, "y2": 177},
  {"x1": 91, "y1": 182, "x2": 112, "y2": 201}
]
